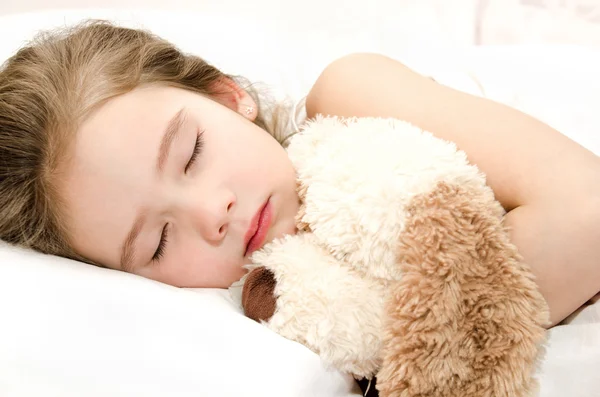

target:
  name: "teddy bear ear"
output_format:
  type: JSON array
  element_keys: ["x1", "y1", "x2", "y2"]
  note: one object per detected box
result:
[{"x1": 241, "y1": 267, "x2": 277, "y2": 323}]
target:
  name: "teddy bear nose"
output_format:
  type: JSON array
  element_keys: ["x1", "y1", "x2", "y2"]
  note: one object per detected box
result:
[{"x1": 242, "y1": 267, "x2": 277, "y2": 322}]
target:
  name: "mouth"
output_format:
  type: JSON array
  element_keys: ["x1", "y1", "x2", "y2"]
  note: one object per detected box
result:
[{"x1": 244, "y1": 197, "x2": 273, "y2": 257}]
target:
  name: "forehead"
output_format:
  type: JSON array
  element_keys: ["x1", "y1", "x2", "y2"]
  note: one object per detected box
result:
[
  {"x1": 85, "y1": 85, "x2": 193, "y2": 139},
  {"x1": 72, "y1": 86, "x2": 186, "y2": 201}
]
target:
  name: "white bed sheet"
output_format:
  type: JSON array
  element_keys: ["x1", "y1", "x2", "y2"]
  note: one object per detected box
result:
[{"x1": 539, "y1": 298, "x2": 600, "y2": 397}]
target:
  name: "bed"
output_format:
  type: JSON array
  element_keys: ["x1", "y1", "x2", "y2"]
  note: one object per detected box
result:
[{"x1": 0, "y1": 5, "x2": 599, "y2": 397}]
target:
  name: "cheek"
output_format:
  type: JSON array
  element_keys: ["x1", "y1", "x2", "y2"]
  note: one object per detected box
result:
[{"x1": 162, "y1": 244, "x2": 242, "y2": 288}]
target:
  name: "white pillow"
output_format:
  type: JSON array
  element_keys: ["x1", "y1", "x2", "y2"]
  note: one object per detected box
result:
[{"x1": 0, "y1": 241, "x2": 359, "y2": 397}]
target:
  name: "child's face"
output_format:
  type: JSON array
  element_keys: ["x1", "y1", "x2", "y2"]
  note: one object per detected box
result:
[{"x1": 62, "y1": 84, "x2": 300, "y2": 288}]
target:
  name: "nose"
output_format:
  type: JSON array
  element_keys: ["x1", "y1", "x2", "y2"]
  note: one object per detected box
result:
[{"x1": 188, "y1": 189, "x2": 236, "y2": 243}]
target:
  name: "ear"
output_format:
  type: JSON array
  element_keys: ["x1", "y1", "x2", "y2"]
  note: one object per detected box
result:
[{"x1": 210, "y1": 77, "x2": 258, "y2": 121}]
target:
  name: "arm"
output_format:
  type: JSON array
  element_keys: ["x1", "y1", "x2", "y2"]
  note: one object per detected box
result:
[{"x1": 306, "y1": 53, "x2": 600, "y2": 326}]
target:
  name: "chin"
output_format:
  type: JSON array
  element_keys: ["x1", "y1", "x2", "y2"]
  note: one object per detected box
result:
[{"x1": 230, "y1": 266, "x2": 248, "y2": 283}]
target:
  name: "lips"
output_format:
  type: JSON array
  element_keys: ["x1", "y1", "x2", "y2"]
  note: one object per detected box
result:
[{"x1": 244, "y1": 197, "x2": 273, "y2": 256}]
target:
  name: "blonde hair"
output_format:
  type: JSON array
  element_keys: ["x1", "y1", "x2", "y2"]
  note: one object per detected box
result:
[{"x1": 0, "y1": 19, "x2": 292, "y2": 263}]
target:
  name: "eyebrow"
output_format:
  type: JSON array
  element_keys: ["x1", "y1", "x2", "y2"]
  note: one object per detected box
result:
[
  {"x1": 119, "y1": 107, "x2": 186, "y2": 271},
  {"x1": 120, "y1": 211, "x2": 147, "y2": 272},
  {"x1": 157, "y1": 107, "x2": 187, "y2": 173}
]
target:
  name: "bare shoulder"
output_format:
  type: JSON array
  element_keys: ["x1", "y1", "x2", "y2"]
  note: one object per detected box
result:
[{"x1": 306, "y1": 53, "x2": 600, "y2": 210}]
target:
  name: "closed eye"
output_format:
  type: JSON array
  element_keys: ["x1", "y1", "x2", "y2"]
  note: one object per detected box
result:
[
  {"x1": 152, "y1": 223, "x2": 169, "y2": 263},
  {"x1": 185, "y1": 129, "x2": 205, "y2": 173}
]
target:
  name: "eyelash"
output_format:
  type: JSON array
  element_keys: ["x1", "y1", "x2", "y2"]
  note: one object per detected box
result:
[
  {"x1": 185, "y1": 129, "x2": 205, "y2": 173},
  {"x1": 152, "y1": 224, "x2": 169, "y2": 263},
  {"x1": 152, "y1": 129, "x2": 205, "y2": 263}
]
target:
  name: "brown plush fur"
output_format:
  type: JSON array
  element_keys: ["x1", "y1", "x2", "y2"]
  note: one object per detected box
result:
[
  {"x1": 242, "y1": 267, "x2": 277, "y2": 323},
  {"x1": 376, "y1": 182, "x2": 549, "y2": 397}
]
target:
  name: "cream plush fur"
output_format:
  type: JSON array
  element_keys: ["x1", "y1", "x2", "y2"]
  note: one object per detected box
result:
[{"x1": 241, "y1": 116, "x2": 549, "y2": 397}]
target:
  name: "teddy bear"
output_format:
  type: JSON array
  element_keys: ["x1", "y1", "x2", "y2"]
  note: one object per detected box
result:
[{"x1": 238, "y1": 115, "x2": 549, "y2": 397}]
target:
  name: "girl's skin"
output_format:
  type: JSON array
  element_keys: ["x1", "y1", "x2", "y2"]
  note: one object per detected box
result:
[
  {"x1": 63, "y1": 82, "x2": 299, "y2": 289},
  {"x1": 64, "y1": 53, "x2": 600, "y2": 326}
]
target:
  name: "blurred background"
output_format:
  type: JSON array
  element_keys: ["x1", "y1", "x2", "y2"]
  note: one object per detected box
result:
[{"x1": 1, "y1": 0, "x2": 599, "y2": 47}]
